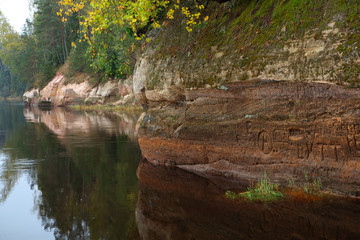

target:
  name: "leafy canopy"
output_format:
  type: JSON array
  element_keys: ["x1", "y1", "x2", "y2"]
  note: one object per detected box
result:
[{"x1": 58, "y1": 0, "x2": 208, "y2": 79}]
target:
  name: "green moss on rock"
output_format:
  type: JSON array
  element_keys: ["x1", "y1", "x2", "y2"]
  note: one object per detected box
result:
[{"x1": 142, "y1": 0, "x2": 359, "y2": 89}]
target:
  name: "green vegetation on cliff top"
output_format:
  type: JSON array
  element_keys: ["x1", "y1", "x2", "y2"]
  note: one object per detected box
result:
[
  {"x1": 0, "y1": 0, "x2": 358, "y2": 97},
  {"x1": 146, "y1": 0, "x2": 359, "y2": 89}
]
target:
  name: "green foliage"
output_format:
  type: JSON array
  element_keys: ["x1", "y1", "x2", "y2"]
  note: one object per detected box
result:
[
  {"x1": 225, "y1": 190, "x2": 240, "y2": 200},
  {"x1": 0, "y1": 0, "x2": 81, "y2": 92},
  {"x1": 14, "y1": 20, "x2": 37, "y2": 85},
  {"x1": 0, "y1": 13, "x2": 28, "y2": 96},
  {"x1": 226, "y1": 172, "x2": 284, "y2": 202},
  {"x1": 68, "y1": 40, "x2": 92, "y2": 74},
  {"x1": 288, "y1": 177, "x2": 296, "y2": 189},
  {"x1": 0, "y1": 61, "x2": 12, "y2": 98},
  {"x1": 69, "y1": 104, "x2": 142, "y2": 113},
  {"x1": 58, "y1": 0, "x2": 208, "y2": 80},
  {"x1": 88, "y1": 27, "x2": 137, "y2": 79},
  {"x1": 304, "y1": 173, "x2": 323, "y2": 195},
  {"x1": 33, "y1": 0, "x2": 79, "y2": 86},
  {"x1": 0, "y1": 0, "x2": 358, "y2": 95}
]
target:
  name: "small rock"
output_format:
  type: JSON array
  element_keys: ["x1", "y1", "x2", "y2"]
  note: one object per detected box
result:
[
  {"x1": 122, "y1": 94, "x2": 135, "y2": 104},
  {"x1": 173, "y1": 125, "x2": 184, "y2": 138},
  {"x1": 219, "y1": 85, "x2": 229, "y2": 91},
  {"x1": 135, "y1": 112, "x2": 147, "y2": 133}
]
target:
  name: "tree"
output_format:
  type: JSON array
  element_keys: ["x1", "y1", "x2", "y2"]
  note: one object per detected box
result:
[
  {"x1": 0, "y1": 12, "x2": 27, "y2": 96},
  {"x1": 33, "y1": 0, "x2": 78, "y2": 86},
  {"x1": 59, "y1": 0, "x2": 208, "y2": 79}
]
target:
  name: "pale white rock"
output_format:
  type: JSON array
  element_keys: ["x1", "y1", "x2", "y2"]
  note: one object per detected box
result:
[
  {"x1": 133, "y1": 57, "x2": 148, "y2": 95},
  {"x1": 122, "y1": 94, "x2": 135, "y2": 104},
  {"x1": 40, "y1": 73, "x2": 66, "y2": 105},
  {"x1": 96, "y1": 81, "x2": 118, "y2": 97},
  {"x1": 135, "y1": 112, "x2": 147, "y2": 134},
  {"x1": 23, "y1": 88, "x2": 40, "y2": 105},
  {"x1": 23, "y1": 88, "x2": 40, "y2": 99},
  {"x1": 145, "y1": 85, "x2": 185, "y2": 102}
]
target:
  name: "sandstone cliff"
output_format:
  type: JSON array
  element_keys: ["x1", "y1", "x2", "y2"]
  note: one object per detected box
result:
[
  {"x1": 23, "y1": 73, "x2": 137, "y2": 107},
  {"x1": 135, "y1": 0, "x2": 360, "y2": 196},
  {"x1": 22, "y1": 0, "x2": 360, "y2": 195}
]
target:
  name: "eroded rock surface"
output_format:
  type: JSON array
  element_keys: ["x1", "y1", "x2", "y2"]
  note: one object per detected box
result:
[
  {"x1": 23, "y1": 74, "x2": 137, "y2": 106},
  {"x1": 138, "y1": 80, "x2": 360, "y2": 196}
]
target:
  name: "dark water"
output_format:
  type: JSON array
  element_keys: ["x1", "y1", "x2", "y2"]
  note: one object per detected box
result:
[
  {"x1": 137, "y1": 160, "x2": 360, "y2": 240},
  {"x1": 1, "y1": 102, "x2": 360, "y2": 240},
  {"x1": 0, "y1": 102, "x2": 141, "y2": 240}
]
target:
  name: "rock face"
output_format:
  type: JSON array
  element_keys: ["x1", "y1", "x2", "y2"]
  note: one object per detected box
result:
[
  {"x1": 138, "y1": 80, "x2": 360, "y2": 196},
  {"x1": 133, "y1": 1, "x2": 360, "y2": 196},
  {"x1": 23, "y1": 73, "x2": 137, "y2": 106},
  {"x1": 134, "y1": 1, "x2": 359, "y2": 93},
  {"x1": 23, "y1": 88, "x2": 40, "y2": 106}
]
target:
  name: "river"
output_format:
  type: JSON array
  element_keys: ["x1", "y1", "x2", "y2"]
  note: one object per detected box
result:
[
  {"x1": 0, "y1": 102, "x2": 141, "y2": 239},
  {"x1": 0, "y1": 101, "x2": 359, "y2": 240}
]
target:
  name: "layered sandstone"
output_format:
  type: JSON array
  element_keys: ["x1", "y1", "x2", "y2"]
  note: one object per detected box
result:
[
  {"x1": 138, "y1": 80, "x2": 360, "y2": 196},
  {"x1": 134, "y1": 1, "x2": 360, "y2": 196}
]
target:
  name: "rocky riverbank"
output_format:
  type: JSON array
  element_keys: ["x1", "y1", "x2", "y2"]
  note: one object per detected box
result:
[
  {"x1": 23, "y1": 0, "x2": 360, "y2": 196},
  {"x1": 23, "y1": 73, "x2": 137, "y2": 107},
  {"x1": 132, "y1": 0, "x2": 359, "y2": 196},
  {"x1": 137, "y1": 80, "x2": 360, "y2": 196}
]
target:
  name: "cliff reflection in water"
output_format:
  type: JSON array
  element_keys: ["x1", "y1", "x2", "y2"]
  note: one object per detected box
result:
[
  {"x1": 136, "y1": 159, "x2": 360, "y2": 240},
  {"x1": 1, "y1": 104, "x2": 141, "y2": 239},
  {"x1": 24, "y1": 106, "x2": 139, "y2": 142}
]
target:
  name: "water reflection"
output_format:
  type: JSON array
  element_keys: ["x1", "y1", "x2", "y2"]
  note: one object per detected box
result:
[
  {"x1": 136, "y1": 159, "x2": 360, "y2": 240},
  {"x1": 2, "y1": 101, "x2": 360, "y2": 239},
  {"x1": 0, "y1": 102, "x2": 141, "y2": 239},
  {"x1": 24, "y1": 106, "x2": 139, "y2": 142}
]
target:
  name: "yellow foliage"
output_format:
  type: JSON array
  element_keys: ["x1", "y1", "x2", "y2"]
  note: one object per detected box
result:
[{"x1": 58, "y1": 0, "x2": 206, "y2": 40}]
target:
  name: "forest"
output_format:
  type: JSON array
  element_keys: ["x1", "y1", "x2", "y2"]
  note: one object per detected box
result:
[{"x1": 0, "y1": 0, "x2": 206, "y2": 98}]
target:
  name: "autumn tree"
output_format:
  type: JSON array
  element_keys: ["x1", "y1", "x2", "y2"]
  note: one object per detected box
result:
[
  {"x1": 58, "y1": 0, "x2": 208, "y2": 79},
  {"x1": 33, "y1": 0, "x2": 79, "y2": 86}
]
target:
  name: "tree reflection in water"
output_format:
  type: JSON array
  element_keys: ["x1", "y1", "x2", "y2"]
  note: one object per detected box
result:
[{"x1": 0, "y1": 102, "x2": 141, "y2": 240}]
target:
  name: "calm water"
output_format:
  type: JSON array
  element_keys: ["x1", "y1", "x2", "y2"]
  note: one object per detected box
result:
[
  {"x1": 1, "y1": 102, "x2": 360, "y2": 240},
  {"x1": 0, "y1": 102, "x2": 141, "y2": 239}
]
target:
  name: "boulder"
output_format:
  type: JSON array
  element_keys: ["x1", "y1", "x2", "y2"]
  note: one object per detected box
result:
[
  {"x1": 96, "y1": 81, "x2": 118, "y2": 97},
  {"x1": 133, "y1": 57, "x2": 148, "y2": 96},
  {"x1": 40, "y1": 74, "x2": 66, "y2": 105},
  {"x1": 62, "y1": 88, "x2": 85, "y2": 105},
  {"x1": 23, "y1": 89, "x2": 40, "y2": 106},
  {"x1": 145, "y1": 85, "x2": 185, "y2": 103}
]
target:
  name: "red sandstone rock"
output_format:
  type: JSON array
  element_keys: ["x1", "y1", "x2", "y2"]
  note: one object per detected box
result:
[{"x1": 138, "y1": 80, "x2": 360, "y2": 196}]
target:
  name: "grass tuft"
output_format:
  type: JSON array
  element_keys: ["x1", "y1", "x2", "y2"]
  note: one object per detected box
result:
[
  {"x1": 303, "y1": 173, "x2": 323, "y2": 195},
  {"x1": 226, "y1": 172, "x2": 284, "y2": 202},
  {"x1": 68, "y1": 104, "x2": 142, "y2": 113}
]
